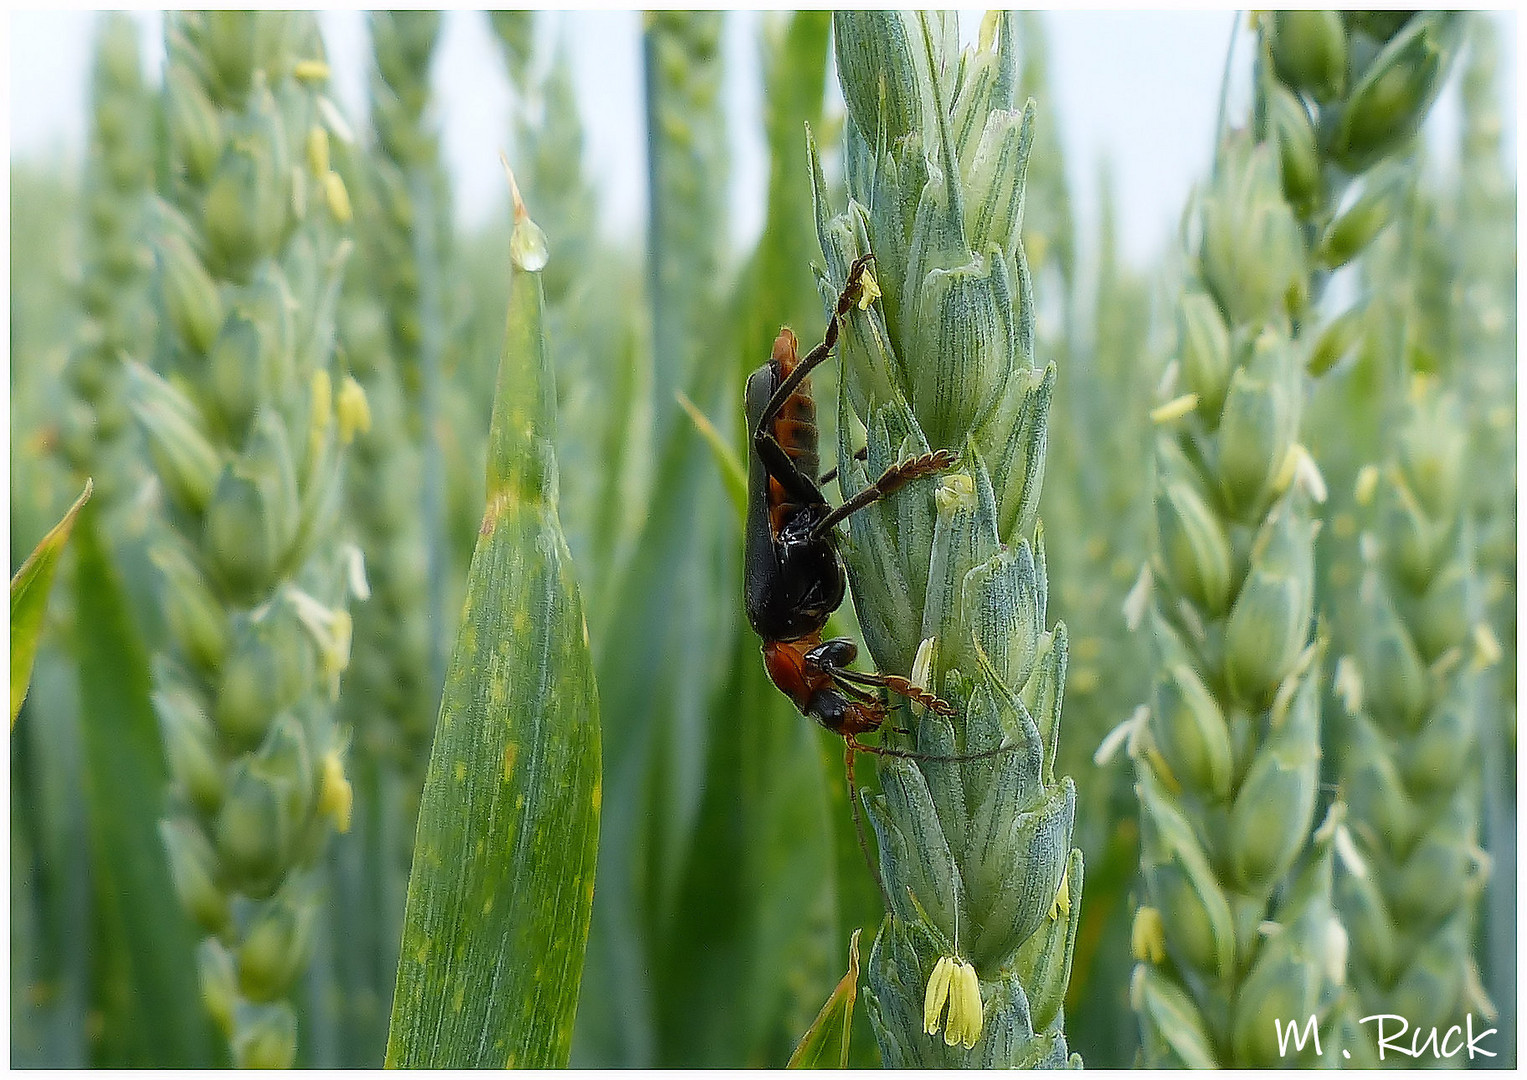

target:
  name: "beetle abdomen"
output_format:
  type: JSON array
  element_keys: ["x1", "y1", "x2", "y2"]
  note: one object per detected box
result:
[{"x1": 768, "y1": 328, "x2": 821, "y2": 531}]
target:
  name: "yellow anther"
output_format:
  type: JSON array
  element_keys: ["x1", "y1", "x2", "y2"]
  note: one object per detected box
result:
[
  {"x1": 1094, "y1": 705, "x2": 1147, "y2": 767},
  {"x1": 337, "y1": 375, "x2": 372, "y2": 444},
  {"x1": 1333, "y1": 655, "x2": 1364, "y2": 716},
  {"x1": 317, "y1": 749, "x2": 353, "y2": 833},
  {"x1": 1129, "y1": 965, "x2": 1147, "y2": 1012},
  {"x1": 1028, "y1": 232, "x2": 1049, "y2": 270},
  {"x1": 1050, "y1": 865, "x2": 1071, "y2": 920},
  {"x1": 310, "y1": 368, "x2": 333, "y2": 463},
  {"x1": 1150, "y1": 392, "x2": 1199, "y2": 425},
  {"x1": 1473, "y1": 623, "x2": 1504, "y2": 670},
  {"x1": 1334, "y1": 821, "x2": 1370, "y2": 883},
  {"x1": 1354, "y1": 464, "x2": 1380, "y2": 507},
  {"x1": 311, "y1": 369, "x2": 333, "y2": 431},
  {"x1": 320, "y1": 610, "x2": 353, "y2": 697},
  {"x1": 1408, "y1": 371, "x2": 1436, "y2": 405},
  {"x1": 1122, "y1": 563, "x2": 1152, "y2": 632},
  {"x1": 1324, "y1": 917, "x2": 1349, "y2": 985},
  {"x1": 1290, "y1": 444, "x2": 1327, "y2": 503},
  {"x1": 949, "y1": 960, "x2": 983, "y2": 1049},
  {"x1": 1145, "y1": 746, "x2": 1183, "y2": 796},
  {"x1": 911, "y1": 637, "x2": 937, "y2": 688},
  {"x1": 323, "y1": 171, "x2": 352, "y2": 223},
  {"x1": 856, "y1": 266, "x2": 882, "y2": 311},
  {"x1": 1132, "y1": 906, "x2": 1167, "y2": 964},
  {"x1": 978, "y1": 10, "x2": 999, "y2": 53},
  {"x1": 293, "y1": 59, "x2": 331, "y2": 85},
  {"x1": 934, "y1": 472, "x2": 976, "y2": 515},
  {"x1": 288, "y1": 589, "x2": 352, "y2": 699},
  {"x1": 1269, "y1": 442, "x2": 1300, "y2": 498},
  {"x1": 923, "y1": 955, "x2": 955, "y2": 1037},
  {"x1": 924, "y1": 955, "x2": 983, "y2": 1049},
  {"x1": 306, "y1": 125, "x2": 330, "y2": 178},
  {"x1": 908, "y1": 636, "x2": 938, "y2": 718}
]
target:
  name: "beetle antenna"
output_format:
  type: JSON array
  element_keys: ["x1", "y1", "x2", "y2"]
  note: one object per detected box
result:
[
  {"x1": 754, "y1": 254, "x2": 877, "y2": 441},
  {"x1": 846, "y1": 733, "x2": 1016, "y2": 765}
]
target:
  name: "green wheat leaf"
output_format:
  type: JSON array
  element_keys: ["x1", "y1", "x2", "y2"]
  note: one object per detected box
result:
[
  {"x1": 676, "y1": 390, "x2": 747, "y2": 522},
  {"x1": 385, "y1": 186, "x2": 601, "y2": 1069},
  {"x1": 789, "y1": 929, "x2": 862, "y2": 1068},
  {"x1": 72, "y1": 501, "x2": 217, "y2": 1065},
  {"x1": 11, "y1": 480, "x2": 92, "y2": 728}
]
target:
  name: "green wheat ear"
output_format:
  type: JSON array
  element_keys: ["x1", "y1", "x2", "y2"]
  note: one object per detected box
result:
[
  {"x1": 59, "y1": 12, "x2": 155, "y2": 509},
  {"x1": 818, "y1": 11, "x2": 1081, "y2": 1067},
  {"x1": 136, "y1": 12, "x2": 359, "y2": 1066},
  {"x1": 310, "y1": 13, "x2": 445, "y2": 1063},
  {"x1": 1129, "y1": 10, "x2": 1463, "y2": 1067},
  {"x1": 1319, "y1": 50, "x2": 1498, "y2": 1062},
  {"x1": 1335, "y1": 376, "x2": 1493, "y2": 1066},
  {"x1": 361, "y1": 8, "x2": 452, "y2": 724},
  {"x1": 1452, "y1": 16, "x2": 1517, "y2": 1049}
]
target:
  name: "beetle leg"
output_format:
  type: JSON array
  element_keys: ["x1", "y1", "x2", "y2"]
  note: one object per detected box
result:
[
  {"x1": 808, "y1": 449, "x2": 960, "y2": 541},
  {"x1": 820, "y1": 677, "x2": 880, "y2": 708},
  {"x1": 830, "y1": 665, "x2": 956, "y2": 717},
  {"x1": 818, "y1": 446, "x2": 868, "y2": 486},
  {"x1": 806, "y1": 637, "x2": 956, "y2": 717},
  {"x1": 754, "y1": 428, "x2": 829, "y2": 510}
]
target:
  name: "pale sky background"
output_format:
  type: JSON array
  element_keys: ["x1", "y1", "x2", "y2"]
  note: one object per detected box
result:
[{"x1": 8, "y1": 10, "x2": 1519, "y2": 271}]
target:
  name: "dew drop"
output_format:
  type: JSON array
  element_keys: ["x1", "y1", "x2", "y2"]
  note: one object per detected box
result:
[{"x1": 510, "y1": 218, "x2": 549, "y2": 273}]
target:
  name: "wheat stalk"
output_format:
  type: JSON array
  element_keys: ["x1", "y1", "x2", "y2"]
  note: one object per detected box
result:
[
  {"x1": 1335, "y1": 365, "x2": 1493, "y2": 1065},
  {"x1": 59, "y1": 12, "x2": 156, "y2": 509},
  {"x1": 1321, "y1": 30, "x2": 1498, "y2": 1064},
  {"x1": 818, "y1": 11, "x2": 1081, "y2": 1066},
  {"x1": 1453, "y1": 17, "x2": 1517, "y2": 1056},
  {"x1": 572, "y1": 11, "x2": 732, "y2": 1066},
  {"x1": 365, "y1": 10, "x2": 452, "y2": 714},
  {"x1": 1129, "y1": 12, "x2": 1463, "y2": 1066},
  {"x1": 134, "y1": 12, "x2": 360, "y2": 1066}
]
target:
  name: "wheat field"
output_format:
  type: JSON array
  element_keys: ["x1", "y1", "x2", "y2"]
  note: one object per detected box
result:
[{"x1": 9, "y1": 9, "x2": 1516, "y2": 1070}]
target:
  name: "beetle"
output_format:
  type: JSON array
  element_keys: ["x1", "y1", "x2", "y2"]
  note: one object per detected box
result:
[
  {"x1": 744, "y1": 254, "x2": 960, "y2": 757},
  {"x1": 744, "y1": 255, "x2": 1020, "y2": 893},
  {"x1": 744, "y1": 253, "x2": 1022, "y2": 760}
]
